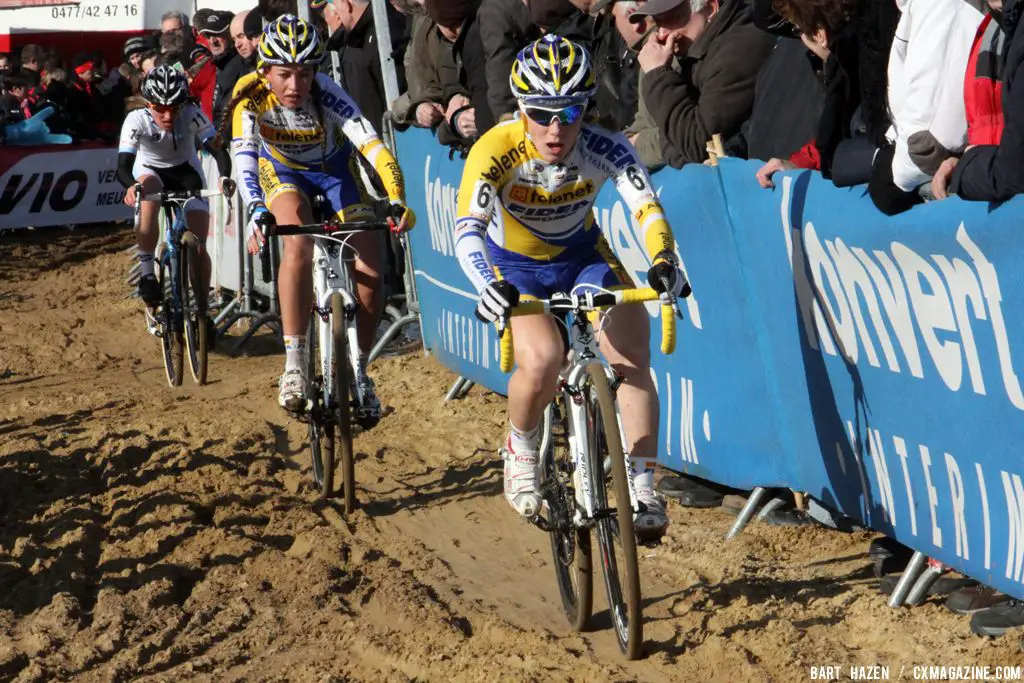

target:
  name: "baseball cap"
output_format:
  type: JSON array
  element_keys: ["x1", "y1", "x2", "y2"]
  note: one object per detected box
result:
[
  {"x1": 591, "y1": 0, "x2": 618, "y2": 12},
  {"x1": 628, "y1": 0, "x2": 687, "y2": 22},
  {"x1": 195, "y1": 9, "x2": 234, "y2": 35}
]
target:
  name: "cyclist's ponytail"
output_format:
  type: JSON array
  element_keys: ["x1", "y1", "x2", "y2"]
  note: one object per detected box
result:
[{"x1": 216, "y1": 76, "x2": 263, "y2": 147}]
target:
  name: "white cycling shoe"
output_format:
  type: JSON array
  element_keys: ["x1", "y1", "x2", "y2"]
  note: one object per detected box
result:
[
  {"x1": 633, "y1": 486, "x2": 669, "y2": 541},
  {"x1": 502, "y1": 437, "x2": 542, "y2": 518},
  {"x1": 278, "y1": 368, "x2": 309, "y2": 413}
]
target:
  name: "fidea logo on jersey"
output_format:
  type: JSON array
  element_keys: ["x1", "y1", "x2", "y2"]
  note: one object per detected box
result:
[{"x1": 779, "y1": 176, "x2": 1024, "y2": 410}]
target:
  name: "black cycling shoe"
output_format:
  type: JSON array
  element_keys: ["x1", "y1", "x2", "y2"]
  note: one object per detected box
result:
[{"x1": 138, "y1": 274, "x2": 162, "y2": 307}]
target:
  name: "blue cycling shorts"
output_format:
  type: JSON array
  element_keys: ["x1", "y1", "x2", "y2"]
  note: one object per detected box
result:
[
  {"x1": 257, "y1": 148, "x2": 373, "y2": 222},
  {"x1": 489, "y1": 233, "x2": 632, "y2": 300}
]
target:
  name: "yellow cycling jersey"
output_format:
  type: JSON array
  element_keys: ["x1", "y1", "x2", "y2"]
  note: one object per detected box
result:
[
  {"x1": 230, "y1": 71, "x2": 404, "y2": 209},
  {"x1": 454, "y1": 117, "x2": 676, "y2": 292}
]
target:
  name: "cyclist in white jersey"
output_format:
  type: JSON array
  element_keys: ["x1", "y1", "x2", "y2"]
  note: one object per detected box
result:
[{"x1": 116, "y1": 65, "x2": 233, "y2": 307}]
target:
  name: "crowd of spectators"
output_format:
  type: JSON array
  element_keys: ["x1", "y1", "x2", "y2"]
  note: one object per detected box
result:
[{"x1": 382, "y1": 0, "x2": 1023, "y2": 210}]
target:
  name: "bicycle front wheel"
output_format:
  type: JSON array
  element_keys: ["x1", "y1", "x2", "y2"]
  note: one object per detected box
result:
[
  {"x1": 330, "y1": 293, "x2": 356, "y2": 515},
  {"x1": 587, "y1": 364, "x2": 643, "y2": 659},
  {"x1": 180, "y1": 232, "x2": 208, "y2": 385},
  {"x1": 542, "y1": 397, "x2": 593, "y2": 631},
  {"x1": 307, "y1": 306, "x2": 334, "y2": 499},
  {"x1": 158, "y1": 256, "x2": 184, "y2": 388}
]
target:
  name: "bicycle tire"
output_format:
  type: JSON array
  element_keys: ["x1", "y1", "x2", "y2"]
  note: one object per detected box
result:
[
  {"x1": 307, "y1": 308, "x2": 334, "y2": 498},
  {"x1": 542, "y1": 397, "x2": 593, "y2": 631},
  {"x1": 158, "y1": 257, "x2": 184, "y2": 387},
  {"x1": 331, "y1": 293, "x2": 356, "y2": 515},
  {"x1": 180, "y1": 232, "x2": 208, "y2": 385},
  {"x1": 587, "y1": 363, "x2": 643, "y2": 659}
]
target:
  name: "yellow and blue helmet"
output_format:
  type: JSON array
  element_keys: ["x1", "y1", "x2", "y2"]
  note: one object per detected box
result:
[
  {"x1": 258, "y1": 14, "x2": 325, "y2": 68},
  {"x1": 510, "y1": 34, "x2": 597, "y2": 105}
]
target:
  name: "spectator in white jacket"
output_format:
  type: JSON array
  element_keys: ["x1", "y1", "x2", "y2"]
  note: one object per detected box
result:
[{"x1": 869, "y1": 0, "x2": 985, "y2": 215}]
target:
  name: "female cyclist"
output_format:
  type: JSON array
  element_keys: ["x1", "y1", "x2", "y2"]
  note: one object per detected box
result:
[
  {"x1": 454, "y1": 35, "x2": 689, "y2": 541},
  {"x1": 223, "y1": 14, "x2": 414, "y2": 417},
  {"x1": 117, "y1": 64, "x2": 233, "y2": 308}
]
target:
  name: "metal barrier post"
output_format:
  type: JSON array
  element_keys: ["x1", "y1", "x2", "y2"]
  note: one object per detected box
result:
[
  {"x1": 726, "y1": 487, "x2": 769, "y2": 540},
  {"x1": 888, "y1": 551, "x2": 928, "y2": 608}
]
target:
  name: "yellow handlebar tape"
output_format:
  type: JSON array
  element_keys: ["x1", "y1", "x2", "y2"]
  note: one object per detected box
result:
[{"x1": 500, "y1": 324, "x2": 515, "y2": 373}]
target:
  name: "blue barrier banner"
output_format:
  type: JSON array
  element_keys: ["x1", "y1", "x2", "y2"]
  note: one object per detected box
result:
[{"x1": 396, "y1": 127, "x2": 1024, "y2": 599}]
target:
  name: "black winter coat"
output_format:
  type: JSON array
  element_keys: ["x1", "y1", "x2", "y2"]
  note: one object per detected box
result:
[
  {"x1": 951, "y1": 0, "x2": 1024, "y2": 201},
  {"x1": 213, "y1": 51, "x2": 252, "y2": 125},
  {"x1": 438, "y1": 12, "x2": 493, "y2": 146},
  {"x1": 329, "y1": 6, "x2": 409, "y2": 135},
  {"x1": 642, "y1": 0, "x2": 775, "y2": 167}
]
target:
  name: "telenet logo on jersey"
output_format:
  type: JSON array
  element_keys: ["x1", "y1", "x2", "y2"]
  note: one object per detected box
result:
[
  {"x1": 260, "y1": 127, "x2": 322, "y2": 145},
  {"x1": 508, "y1": 180, "x2": 596, "y2": 206}
]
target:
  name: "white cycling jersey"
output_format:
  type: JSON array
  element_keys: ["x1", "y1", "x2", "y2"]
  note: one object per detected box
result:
[{"x1": 118, "y1": 104, "x2": 215, "y2": 169}]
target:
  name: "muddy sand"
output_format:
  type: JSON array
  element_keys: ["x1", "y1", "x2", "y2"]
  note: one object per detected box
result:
[{"x1": 0, "y1": 226, "x2": 1020, "y2": 682}]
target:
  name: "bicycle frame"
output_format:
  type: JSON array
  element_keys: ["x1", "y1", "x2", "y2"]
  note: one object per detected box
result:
[
  {"x1": 546, "y1": 305, "x2": 639, "y2": 525},
  {"x1": 311, "y1": 236, "x2": 363, "y2": 411}
]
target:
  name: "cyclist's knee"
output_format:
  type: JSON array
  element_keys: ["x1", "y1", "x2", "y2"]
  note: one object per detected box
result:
[
  {"x1": 515, "y1": 337, "x2": 563, "y2": 383},
  {"x1": 282, "y1": 235, "x2": 314, "y2": 264}
]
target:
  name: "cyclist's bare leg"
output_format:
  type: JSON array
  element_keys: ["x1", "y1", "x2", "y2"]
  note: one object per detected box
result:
[
  {"x1": 599, "y1": 302, "x2": 657, "y2": 465},
  {"x1": 600, "y1": 302, "x2": 667, "y2": 536},
  {"x1": 348, "y1": 231, "x2": 383, "y2": 354},
  {"x1": 503, "y1": 312, "x2": 564, "y2": 515},
  {"x1": 135, "y1": 174, "x2": 162, "y2": 254},
  {"x1": 268, "y1": 192, "x2": 315, "y2": 337},
  {"x1": 184, "y1": 209, "x2": 211, "y2": 304},
  {"x1": 508, "y1": 313, "x2": 564, "y2": 434}
]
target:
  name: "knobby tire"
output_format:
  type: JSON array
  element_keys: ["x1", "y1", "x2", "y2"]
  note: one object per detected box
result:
[
  {"x1": 180, "y1": 232, "x2": 208, "y2": 385},
  {"x1": 587, "y1": 363, "x2": 643, "y2": 659},
  {"x1": 159, "y1": 257, "x2": 184, "y2": 387},
  {"x1": 331, "y1": 294, "x2": 356, "y2": 516},
  {"x1": 543, "y1": 398, "x2": 593, "y2": 631},
  {"x1": 307, "y1": 308, "x2": 334, "y2": 499}
]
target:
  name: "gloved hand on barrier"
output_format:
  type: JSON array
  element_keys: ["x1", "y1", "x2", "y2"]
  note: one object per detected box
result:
[
  {"x1": 3, "y1": 107, "x2": 73, "y2": 146},
  {"x1": 647, "y1": 250, "x2": 691, "y2": 299},
  {"x1": 475, "y1": 280, "x2": 519, "y2": 324}
]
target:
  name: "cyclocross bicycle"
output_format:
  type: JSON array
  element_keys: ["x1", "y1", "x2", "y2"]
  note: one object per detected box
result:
[
  {"x1": 261, "y1": 200, "x2": 394, "y2": 513},
  {"x1": 136, "y1": 187, "x2": 227, "y2": 387},
  {"x1": 498, "y1": 285, "x2": 679, "y2": 659}
]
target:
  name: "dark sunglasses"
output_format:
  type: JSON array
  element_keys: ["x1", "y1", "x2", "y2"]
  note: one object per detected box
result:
[
  {"x1": 522, "y1": 103, "x2": 586, "y2": 127},
  {"x1": 149, "y1": 103, "x2": 182, "y2": 115}
]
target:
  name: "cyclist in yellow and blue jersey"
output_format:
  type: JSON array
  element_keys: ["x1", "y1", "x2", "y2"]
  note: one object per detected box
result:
[
  {"x1": 455, "y1": 35, "x2": 689, "y2": 541},
  {"x1": 222, "y1": 14, "x2": 415, "y2": 417}
]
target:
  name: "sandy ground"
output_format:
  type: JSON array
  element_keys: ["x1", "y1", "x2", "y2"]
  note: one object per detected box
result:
[{"x1": 0, "y1": 225, "x2": 1021, "y2": 682}]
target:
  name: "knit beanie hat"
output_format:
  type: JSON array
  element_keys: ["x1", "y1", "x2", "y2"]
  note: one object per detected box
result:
[
  {"x1": 424, "y1": 0, "x2": 480, "y2": 28},
  {"x1": 528, "y1": 0, "x2": 579, "y2": 28}
]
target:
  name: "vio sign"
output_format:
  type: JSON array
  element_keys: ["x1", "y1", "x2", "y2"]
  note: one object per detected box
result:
[{"x1": 0, "y1": 169, "x2": 88, "y2": 215}]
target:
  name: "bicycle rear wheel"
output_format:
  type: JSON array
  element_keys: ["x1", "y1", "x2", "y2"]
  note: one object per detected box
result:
[
  {"x1": 542, "y1": 397, "x2": 593, "y2": 631},
  {"x1": 158, "y1": 256, "x2": 184, "y2": 387},
  {"x1": 587, "y1": 364, "x2": 643, "y2": 659},
  {"x1": 307, "y1": 307, "x2": 334, "y2": 499},
  {"x1": 331, "y1": 293, "x2": 356, "y2": 516},
  {"x1": 180, "y1": 232, "x2": 208, "y2": 385}
]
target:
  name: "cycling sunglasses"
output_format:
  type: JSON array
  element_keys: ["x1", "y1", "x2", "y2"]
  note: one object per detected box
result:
[
  {"x1": 522, "y1": 103, "x2": 587, "y2": 127},
  {"x1": 148, "y1": 103, "x2": 182, "y2": 115}
]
